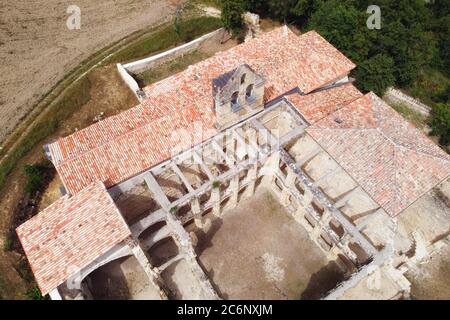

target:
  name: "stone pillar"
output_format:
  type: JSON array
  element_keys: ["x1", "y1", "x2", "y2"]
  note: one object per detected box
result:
[
  {"x1": 303, "y1": 189, "x2": 313, "y2": 206},
  {"x1": 311, "y1": 223, "x2": 322, "y2": 239},
  {"x1": 293, "y1": 202, "x2": 306, "y2": 224},
  {"x1": 189, "y1": 231, "x2": 198, "y2": 247},
  {"x1": 326, "y1": 244, "x2": 341, "y2": 261},
  {"x1": 191, "y1": 197, "x2": 203, "y2": 228},
  {"x1": 49, "y1": 288, "x2": 63, "y2": 300},
  {"x1": 227, "y1": 134, "x2": 237, "y2": 165},
  {"x1": 280, "y1": 168, "x2": 296, "y2": 206},
  {"x1": 319, "y1": 209, "x2": 332, "y2": 227},
  {"x1": 261, "y1": 152, "x2": 280, "y2": 186},
  {"x1": 131, "y1": 242, "x2": 168, "y2": 300},
  {"x1": 229, "y1": 175, "x2": 239, "y2": 208},
  {"x1": 211, "y1": 186, "x2": 221, "y2": 217},
  {"x1": 338, "y1": 234, "x2": 358, "y2": 265},
  {"x1": 280, "y1": 188, "x2": 291, "y2": 207},
  {"x1": 244, "y1": 163, "x2": 258, "y2": 199}
]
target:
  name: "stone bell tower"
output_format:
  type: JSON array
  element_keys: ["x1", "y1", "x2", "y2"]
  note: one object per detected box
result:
[{"x1": 212, "y1": 64, "x2": 265, "y2": 130}]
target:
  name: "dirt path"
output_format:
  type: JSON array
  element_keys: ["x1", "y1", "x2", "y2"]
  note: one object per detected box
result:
[{"x1": 0, "y1": 0, "x2": 179, "y2": 143}]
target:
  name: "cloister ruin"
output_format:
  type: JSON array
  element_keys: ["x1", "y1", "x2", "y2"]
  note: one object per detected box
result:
[{"x1": 16, "y1": 26, "x2": 450, "y2": 300}]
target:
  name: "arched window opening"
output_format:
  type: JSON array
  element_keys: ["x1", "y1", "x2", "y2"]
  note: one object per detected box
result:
[
  {"x1": 241, "y1": 74, "x2": 246, "y2": 84},
  {"x1": 246, "y1": 84, "x2": 254, "y2": 102},
  {"x1": 231, "y1": 91, "x2": 240, "y2": 111}
]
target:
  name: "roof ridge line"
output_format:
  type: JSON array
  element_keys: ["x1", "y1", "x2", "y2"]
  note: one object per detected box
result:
[
  {"x1": 374, "y1": 125, "x2": 450, "y2": 163},
  {"x1": 53, "y1": 106, "x2": 188, "y2": 165},
  {"x1": 369, "y1": 92, "x2": 450, "y2": 162}
]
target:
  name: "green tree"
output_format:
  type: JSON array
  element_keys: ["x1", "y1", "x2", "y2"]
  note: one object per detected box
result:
[
  {"x1": 365, "y1": 0, "x2": 435, "y2": 86},
  {"x1": 243, "y1": 0, "x2": 319, "y2": 25},
  {"x1": 23, "y1": 164, "x2": 43, "y2": 195},
  {"x1": 221, "y1": 0, "x2": 245, "y2": 37},
  {"x1": 173, "y1": 16, "x2": 181, "y2": 38},
  {"x1": 354, "y1": 54, "x2": 396, "y2": 96},
  {"x1": 26, "y1": 286, "x2": 50, "y2": 300},
  {"x1": 306, "y1": 0, "x2": 371, "y2": 63},
  {"x1": 429, "y1": 103, "x2": 450, "y2": 146},
  {"x1": 23, "y1": 160, "x2": 52, "y2": 195}
]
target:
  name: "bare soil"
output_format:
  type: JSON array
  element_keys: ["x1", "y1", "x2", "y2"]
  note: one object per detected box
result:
[
  {"x1": 188, "y1": 188, "x2": 345, "y2": 300},
  {"x1": 406, "y1": 244, "x2": 450, "y2": 300},
  {"x1": 87, "y1": 255, "x2": 161, "y2": 300},
  {"x1": 0, "y1": 0, "x2": 179, "y2": 143}
]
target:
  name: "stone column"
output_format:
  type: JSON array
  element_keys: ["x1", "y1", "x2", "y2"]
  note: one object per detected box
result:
[
  {"x1": 326, "y1": 244, "x2": 341, "y2": 261},
  {"x1": 303, "y1": 188, "x2": 313, "y2": 206},
  {"x1": 131, "y1": 242, "x2": 168, "y2": 300},
  {"x1": 293, "y1": 202, "x2": 306, "y2": 224},
  {"x1": 229, "y1": 175, "x2": 239, "y2": 208},
  {"x1": 244, "y1": 163, "x2": 258, "y2": 199},
  {"x1": 319, "y1": 209, "x2": 332, "y2": 228},
  {"x1": 191, "y1": 197, "x2": 203, "y2": 228},
  {"x1": 338, "y1": 234, "x2": 358, "y2": 265},
  {"x1": 260, "y1": 152, "x2": 280, "y2": 186},
  {"x1": 211, "y1": 186, "x2": 221, "y2": 217},
  {"x1": 280, "y1": 168, "x2": 296, "y2": 206},
  {"x1": 311, "y1": 223, "x2": 322, "y2": 239},
  {"x1": 227, "y1": 133, "x2": 237, "y2": 165}
]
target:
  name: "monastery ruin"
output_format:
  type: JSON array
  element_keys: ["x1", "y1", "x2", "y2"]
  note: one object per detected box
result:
[{"x1": 16, "y1": 26, "x2": 450, "y2": 300}]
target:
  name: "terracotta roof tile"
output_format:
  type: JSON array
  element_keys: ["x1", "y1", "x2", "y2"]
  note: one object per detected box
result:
[
  {"x1": 285, "y1": 83, "x2": 363, "y2": 123},
  {"x1": 307, "y1": 93, "x2": 450, "y2": 216},
  {"x1": 47, "y1": 27, "x2": 355, "y2": 194},
  {"x1": 16, "y1": 182, "x2": 131, "y2": 294}
]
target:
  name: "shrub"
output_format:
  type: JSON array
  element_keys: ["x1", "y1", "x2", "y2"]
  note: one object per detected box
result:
[
  {"x1": 354, "y1": 54, "x2": 396, "y2": 96},
  {"x1": 26, "y1": 286, "x2": 49, "y2": 300},
  {"x1": 429, "y1": 103, "x2": 450, "y2": 146},
  {"x1": 24, "y1": 165, "x2": 43, "y2": 195},
  {"x1": 23, "y1": 160, "x2": 52, "y2": 195},
  {"x1": 2, "y1": 237, "x2": 12, "y2": 252},
  {"x1": 212, "y1": 180, "x2": 220, "y2": 189},
  {"x1": 221, "y1": 0, "x2": 245, "y2": 37}
]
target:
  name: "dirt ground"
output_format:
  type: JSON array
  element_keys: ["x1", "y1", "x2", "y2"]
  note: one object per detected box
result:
[
  {"x1": 188, "y1": 188, "x2": 345, "y2": 300},
  {"x1": 406, "y1": 244, "x2": 450, "y2": 300},
  {"x1": 161, "y1": 258, "x2": 207, "y2": 299},
  {"x1": 0, "y1": 0, "x2": 180, "y2": 143},
  {"x1": 87, "y1": 255, "x2": 161, "y2": 300}
]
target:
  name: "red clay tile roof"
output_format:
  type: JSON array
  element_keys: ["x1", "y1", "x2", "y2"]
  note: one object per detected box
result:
[
  {"x1": 16, "y1": 182, "x2": 131, "y2": 295},
  {"x1": 285, "y1": 83, "x2": 363, "y2": 123},
  {"x1": 307, "y1": 93, "x2": 450, "y2": 217},
  {"x1": 47, "y1": 27, "x2": 355, "y2": 194}
]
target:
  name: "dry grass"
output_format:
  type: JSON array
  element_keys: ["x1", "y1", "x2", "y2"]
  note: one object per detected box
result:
[
  {"x1": 135, "y1": 50, "x2": 209, "y2": 85},
  {"x1": 390, "y1": 102, "x2": 428, "y2": 130}
]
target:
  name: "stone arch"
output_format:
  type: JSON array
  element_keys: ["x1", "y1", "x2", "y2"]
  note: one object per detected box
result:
[
  {"x1": 240, "y1": 73, "x2": 246, "y2": 84},
  {"x1": 231, "y1": 91, "x2": 239, "y2": 110},
  {"x1": 146, "y1": 236, "x2": 180, "y2": 268},
  {"x1": 67, "y1": 244, "x2": 133, "y2": 289},
  {"x1": 81, "y1": 254, "x2": 158, "y2": 300},
  {"x1": 245, "y1": 84, "x2": 254, "y2": 101}
]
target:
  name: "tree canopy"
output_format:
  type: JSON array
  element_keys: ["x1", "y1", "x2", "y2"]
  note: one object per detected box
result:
[
  {"x1": 226, "y1": 0, "x2": 447, "y2": 96},
  {"x1": 221, "y1": 0, "x2": 450, "y2": 146}
]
